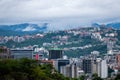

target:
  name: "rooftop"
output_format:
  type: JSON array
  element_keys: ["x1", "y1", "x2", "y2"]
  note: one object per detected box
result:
[{"x1": 48, "y1": 48, "x2": 63, "y2": 50}]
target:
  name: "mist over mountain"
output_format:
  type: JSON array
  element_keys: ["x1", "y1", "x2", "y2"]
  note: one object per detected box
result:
[
  {"x1": 0, "y1": 23, "x2": 48, "y2": 36},
  {"x1": 0, "y1": 22, "x2": 120, "y2": 36},
  {"x1": 0, "y1": 23, "x2": 48, "y2": 32},
  {"x1": 92, "y1": 22, "x2": 120, "y2": 29}
]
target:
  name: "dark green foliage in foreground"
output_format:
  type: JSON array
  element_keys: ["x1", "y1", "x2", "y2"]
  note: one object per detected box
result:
[
  {"x1": 115, "y1": 74, "x2": 120, "y2": 80},
  {"x1": 92, "y1": 73, "x2": 103, "y2": 80},
  {"x1": 0, "y1": 58, "x2": 69, "y2": 80}
]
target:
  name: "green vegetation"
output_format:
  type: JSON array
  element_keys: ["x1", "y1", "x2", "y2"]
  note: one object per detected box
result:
[
  {"x1": 0, "y1": 29, "x2": 107, "y2": 57},
  {"x1": 64, "y1": 44, "x2": 107, "y2": 57},
  {"x1": 78, "y1": 75, "x2": 85, "y2": 80},
  {"x1": 0, "y1": 58, "x2": 70, "y2": 80},
  {"x1": 0, "y1": 48, "x2": 3, "y2": 53},
  {"x1": 0, "y1": 58, "x2": 87, "y2": 80},
  {"x1": 115, "y1": 74, "x2": 120, "y2": 80},
  {"x1": 92, "y1": 73, "x2": 103, "y2": 80}
]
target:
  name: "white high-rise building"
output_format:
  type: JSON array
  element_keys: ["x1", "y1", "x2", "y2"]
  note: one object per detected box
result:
[
  {"x1": 96, "y1": 58, "x2": 102, "y2": 77},
  {"x1": 101, "y1": 60, "x2": 108, "y2": 78},
  {"x1": 96, "y1": 59, "x2": 108, "y2": 78},
  {"x1": 71, "y1": 63, "x2": 76, "y2": 78},
  {"x1": 60, "y1": 66, "x2": 67, "y2": 76}
]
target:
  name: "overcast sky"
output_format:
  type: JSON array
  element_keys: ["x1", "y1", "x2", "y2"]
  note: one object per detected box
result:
[{"x1": 0, "y1": 0, "x2": 120, "y2": 30}]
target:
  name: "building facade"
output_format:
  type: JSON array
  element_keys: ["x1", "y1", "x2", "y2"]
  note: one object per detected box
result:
[
  {"x1": 82, "y1": 59, "x2": 92, "y2": 74},
  {"x1": 0, "y1": 46, "x2": 10, "y2": 60},
  {"x1": 101, "y1": 60, "x2": 108, "y2": 78},
  {"x1": 10, "y1": 49, "x2": 33, "y2": 59},
  {"x1": 48, "y1": 48, "x2": 63, "y2": 60}
]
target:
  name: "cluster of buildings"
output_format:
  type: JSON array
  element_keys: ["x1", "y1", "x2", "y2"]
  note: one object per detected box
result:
[
  {"x1": 47, "y1": 49, "x2": 120, "y2": 79},
  {"x1": 1, "y1": 46, "x2": 120, "y2": 79},
  {"x1": 43, "y1": 26, "x2": 118, "y2": 53},
  {"x1": 0, "y1": 26, "x2": 118, "y2": 52},
  {"x1": 0, "y1": 33, "x2": 44, "y2": 43},
  {"x1": 0, "y1": 46, "x2": 44, "y2": 60},
  {"x1": 0, "y1": 26, "x2": 120, "y2": 79}
]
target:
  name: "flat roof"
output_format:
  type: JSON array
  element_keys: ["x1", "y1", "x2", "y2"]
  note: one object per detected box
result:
[
  {"x1": 10, "y1": 49, "x2": 33, "y2": 51},
  {"x1": 48, "y1": 48, "x2": 63, "y2": 50}
]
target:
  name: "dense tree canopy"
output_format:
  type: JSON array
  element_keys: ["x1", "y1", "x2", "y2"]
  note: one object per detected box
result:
[{"x1": 0, "y1": 58, "x2": 70, "y2": 80}]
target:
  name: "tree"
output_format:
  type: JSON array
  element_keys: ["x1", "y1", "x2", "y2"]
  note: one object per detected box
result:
[
  {"x1": 79, "y1": 75, "x2": 85, "y2": 80},
  {"x1": 92, "y1": 73, "x2": 103, "y2": 80},
  {"x1": 115, "y1": 74, "x2": 120, "y2": 80},
  {"x1": 0, "y1": 58, "x2": 71, "y2": 80}
]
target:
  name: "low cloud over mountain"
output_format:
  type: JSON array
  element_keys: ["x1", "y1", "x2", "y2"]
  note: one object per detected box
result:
[
  {"x1": 0, "y1": 23, "x2": 48, "y2": 32},
  {"x1": 0, "y1": 0, "x2": 120, "y2": 29}
]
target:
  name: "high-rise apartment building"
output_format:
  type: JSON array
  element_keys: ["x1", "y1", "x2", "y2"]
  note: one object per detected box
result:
[
  {"x1": 82, "y1": 59, "x2": 92, "y2": 74},
  {"x1": 48, "y1": 48, "x2": 63, "y2": 60}
]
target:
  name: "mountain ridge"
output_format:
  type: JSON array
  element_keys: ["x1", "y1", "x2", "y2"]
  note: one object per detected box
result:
[
  {"x1": 0, "y1": 22, "x2": 120, "y2": 36},
  {"x1": 92, "y1": 22, "x2": 120, "y2": 29},
  {"x1": 0, "y1": 23, "x2": 48, "y2": 32}
]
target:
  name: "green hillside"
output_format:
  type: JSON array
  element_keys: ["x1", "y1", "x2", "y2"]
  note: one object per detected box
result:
[{"x1": 0, "y1": 28, "x2": 107, "y2": 57}]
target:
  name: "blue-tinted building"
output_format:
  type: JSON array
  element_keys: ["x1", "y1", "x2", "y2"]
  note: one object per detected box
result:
[
  {"x1": 10, "y1": 49, "x2": 33, "y2": 59},
  {"x1": 54, "y1": 59, "x2": 70, "y2": 72}
]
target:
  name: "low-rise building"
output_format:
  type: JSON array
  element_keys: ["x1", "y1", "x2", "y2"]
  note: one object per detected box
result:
[{"x1": 10, "y1": 48, "x2": 33, "y2": 59}]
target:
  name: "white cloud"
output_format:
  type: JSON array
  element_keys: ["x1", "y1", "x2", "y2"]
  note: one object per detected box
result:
[
  {"x1": 22, "y1": 26, "x2": 36, "y2": 31},
  {"x1": 0, "y1": 0, "x2": 120, "y2": 29}
]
